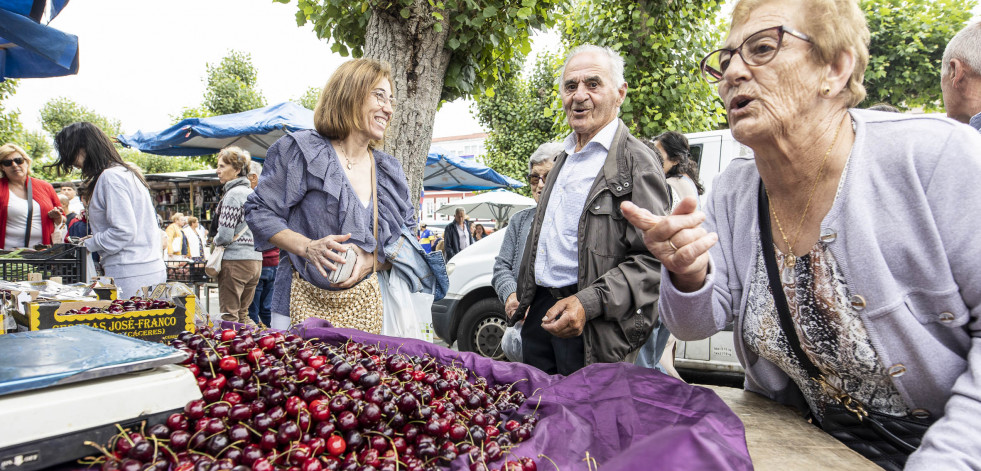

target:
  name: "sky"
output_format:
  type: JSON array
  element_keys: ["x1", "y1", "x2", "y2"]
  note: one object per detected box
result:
[{"x1": 5, "y1": 0, "x2": 488, "y2": 139}]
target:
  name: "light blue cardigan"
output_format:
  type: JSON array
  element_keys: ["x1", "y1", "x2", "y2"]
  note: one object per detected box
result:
[{"x1": 659, "y1": 109, "x2": 981, "y2": 469}]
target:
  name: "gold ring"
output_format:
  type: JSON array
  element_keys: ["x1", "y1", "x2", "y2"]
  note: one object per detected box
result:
[{"x1": 668, "y1": 239, "x2": 680, "y2": 252}]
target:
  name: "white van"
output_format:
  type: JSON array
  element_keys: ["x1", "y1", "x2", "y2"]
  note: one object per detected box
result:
[{"x1": 431, "y1": 130, "x2": 750, "y2": 374}]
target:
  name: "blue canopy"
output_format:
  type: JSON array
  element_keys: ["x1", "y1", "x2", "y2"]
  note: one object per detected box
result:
[
  {"x1": 425, "y1": 147, "x2": 524, "y2": 191},
  {"x1": 0, "y1": 0, "x2": 79, "y2": 81},
  {"x1": 117, "y1": 102, "x2": 315, "y2": 160}
]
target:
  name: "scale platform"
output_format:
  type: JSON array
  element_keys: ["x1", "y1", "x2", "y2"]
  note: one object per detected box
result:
[{"x1": 0, "y1": 326, "x2": 201, "y2": 470}]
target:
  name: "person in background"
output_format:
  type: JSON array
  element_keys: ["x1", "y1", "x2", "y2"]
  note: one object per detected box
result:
[
  {"x1": 245, "y1": 58, "x2": 414, "y2": 333},
  {"x1": 622, "y1": 1, "x2": 981, "y2": 467},
  {"x1": 0, "y1": 143, "x2": 64, "y2": 250},
  {"x1": 157, "y1": 214, "x2": 168, "y2": 262},
  {"x1": 940, "y1": 20, "x2": 981, "y2": 132},
  {"x1": 442, "y1": 207, "x2": 473, "y2": 261},
  {"x1": 52, "y1": 122, "x2": 165, "y2": 298},
  {"x1": 247, "y1": 161, "x2": 277, "y2": 327},
  {"x1": 165, "y1": 213, "x2": 188, "y2": 259},
  {"x1": 473, "y1": 223, "x2": 487, "y2": 242},
  {"x1": 633, "y1": 131, "x2": 705, "y2": 377},
  {"x1": 55, "y1": 194, "x2": 71, "y2": 242},
  {"x1": 61, "y1": 184, "x2": 84, "y2": 216},
  {"x1": 213, "y1": 146, "x2": 262, "y2": 325},
  {"x1": 418, "y1": 223, "x2": 434, "y2": 253},
  {"x1": 182, "y1": 216, "x2": 206, "y2": 260},
  {"x1": 512, "y1": 45, "x2": 668, "y2": 375},
  {"x1": 493, "y1": 142, "x2": 562, "y2": 320},
  {"x1": 192, "y1": 214, "x2": 209, "y2": 246},
  {"x1": 59, "y1": 193, "x2": 76, "y2": 226}
]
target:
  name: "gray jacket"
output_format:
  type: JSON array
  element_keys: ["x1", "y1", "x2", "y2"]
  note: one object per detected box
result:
[
  {"x1": 492, "y1": 207, "x2": 536, "y2": 303},
  {"x1": 515, "y1": 119, "x2": 670, "y2": 365},
  {"x1": 215, "y1": 177, "x2": 261, "y2": 261},
  {"x1": 659, "y1": 110, "x2": 981, "y2": 469}
]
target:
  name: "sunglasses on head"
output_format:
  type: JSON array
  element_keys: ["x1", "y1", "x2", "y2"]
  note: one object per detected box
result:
[{"x1": 0, "y1": 157, "x2": 24, "y2": 167}]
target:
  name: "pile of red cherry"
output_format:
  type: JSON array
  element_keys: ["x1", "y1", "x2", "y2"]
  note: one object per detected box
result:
[
  {"x1": 82, "y1": 326, "x2": 542, "y2": 471},
  {"x1": 65, "y1": 297, "x2": 175, "y2": 315}
]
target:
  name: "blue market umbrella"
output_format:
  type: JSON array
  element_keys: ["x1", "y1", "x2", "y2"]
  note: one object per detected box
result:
[
  {"x1": 0, "y1": 0, "x2": 79, "y2": 81},
  {"x1": 117, "y1": 102, "x2": 316, "y2": 161},
  {"x1": 424, "y1": 147, "x2": 524, "y2": 191}
]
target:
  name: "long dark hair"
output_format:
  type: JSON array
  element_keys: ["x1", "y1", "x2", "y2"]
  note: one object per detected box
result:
[
  {"x1": 52, "y1": 122, "x2": 148, "y2": 202},
  {"x1": 654, "y1": 131, "x2": 704, "y2": 195}
]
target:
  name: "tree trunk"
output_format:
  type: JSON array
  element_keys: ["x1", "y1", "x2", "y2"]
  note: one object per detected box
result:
[{"x1": 364, "y1": 2, "x2": 451, "y2": 217}]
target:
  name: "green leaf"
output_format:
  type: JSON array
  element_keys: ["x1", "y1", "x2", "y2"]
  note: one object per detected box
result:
[
  {"x1": 517, "y1": 7, "x2": 532, "y2": 18},
  {"x1": 433, "y1": 22, "x2": 443, "y2": 32},
  {"x1": 432, "y1": 11, "x2": 444, "y2": 20},
  {"x1": 400, "y1": 7, "x2": 410, "y2": 18}
]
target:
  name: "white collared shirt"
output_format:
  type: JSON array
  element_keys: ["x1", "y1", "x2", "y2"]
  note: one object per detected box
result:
[{"x1": 534, "y1": 119, "x2": 619, "y2": 287}]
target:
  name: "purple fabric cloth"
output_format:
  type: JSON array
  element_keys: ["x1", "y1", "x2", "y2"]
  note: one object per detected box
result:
[{"x1": 292, "y1": 318, "x2": 752, "y2": 470}]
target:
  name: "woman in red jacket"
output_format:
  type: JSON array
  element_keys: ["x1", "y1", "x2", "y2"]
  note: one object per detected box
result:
[{"x1": 0, "y1": 143, "x2": 64, "y2": 249}]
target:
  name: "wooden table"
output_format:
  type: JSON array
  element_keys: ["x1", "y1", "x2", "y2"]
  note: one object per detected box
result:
[{"x1": 705, "y1": 385, "x2": 881, "y2": 470}]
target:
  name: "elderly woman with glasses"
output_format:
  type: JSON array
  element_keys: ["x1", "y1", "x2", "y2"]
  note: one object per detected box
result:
[
  {"x1": 245, "y1": 58, "x2": 415, "y2": 333},
  {"x1": 621, "y1": 1, "x2": 981, "y2": 469},
  {"x1": 0, "y1": 143, "x2": 64, "y2": 249}
]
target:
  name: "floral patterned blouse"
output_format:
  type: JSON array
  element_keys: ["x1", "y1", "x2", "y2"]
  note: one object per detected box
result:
[{"x1": 743, "y1": 238, "x2": 909, "y2": 421}]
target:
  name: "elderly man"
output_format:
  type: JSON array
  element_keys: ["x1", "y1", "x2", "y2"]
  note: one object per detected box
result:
[
  {"x1": 442, "y1": 207, "x2": 473, "y2": 261},
  {"x1": 512, "y1": 45, "x2": 669, "y2": 375},
  {"x1": 941, "y1": 21, "x2": 981, "y2": 132}
]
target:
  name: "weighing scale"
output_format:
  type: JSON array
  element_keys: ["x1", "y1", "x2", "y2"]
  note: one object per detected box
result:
[{"x1": 0, "y1": 326, "x2": 201, "y2": 470}]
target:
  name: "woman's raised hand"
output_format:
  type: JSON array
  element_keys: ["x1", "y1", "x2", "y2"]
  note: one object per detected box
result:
[
  {"x1": 620, "y1": 197, "x2": 718, "y2": 292},
  {"x1": 303, "y1": 233, "x2": 352, "y2": 278}
]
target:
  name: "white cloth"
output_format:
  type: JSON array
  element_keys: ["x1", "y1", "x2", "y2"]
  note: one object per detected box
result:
[
  {"x1": 83, "y1": 166, "x2": 166, "y2": 278},
  {"x1": 110, "y1": 268, "x2": 167, "y2": 299},
  {"x1": 5, "y1": 191, "x2": 42, "y2": 249},
  {"x1": 183, "y1": 225, "x2": 205, "y2": 258},
  {"x1": 68, "y1": 196, "x2": 84, "y2": 215},
  {"x1": 535, "y1": 118, "x2": 618, "y2": 287}
]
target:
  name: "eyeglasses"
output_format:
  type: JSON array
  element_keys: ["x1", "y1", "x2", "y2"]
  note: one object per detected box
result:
[
  {"x1": 700, "y1": 25, "x2": 812, "y2": 83},
  {"x1": 528, "y1": 172, "x2": 549, "y2": 186},
  {"x1": 0, "y1": 157, "x2": 24, "y2": 167},
  {"x1": 371, "y1": 89, "x2": 397, "y2": 109}
]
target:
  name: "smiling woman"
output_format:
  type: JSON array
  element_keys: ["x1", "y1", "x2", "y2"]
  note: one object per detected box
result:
[
  {"x1": 244, "y1": 58, "x2": 417, "y2": 334},
  {"x1": 0, "y1": 143, "x2": 64, "y2": 249}
]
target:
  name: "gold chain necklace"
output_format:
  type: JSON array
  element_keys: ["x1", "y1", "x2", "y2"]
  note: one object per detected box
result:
[
  {"x1": 766, "y1": 120, "x2": 843, "y2": 281},
  {"x1": 336, "y1": 144, "x2": 365, "y2": 170}
]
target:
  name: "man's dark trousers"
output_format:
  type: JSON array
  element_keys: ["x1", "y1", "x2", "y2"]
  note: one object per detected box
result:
[{"x1": 521, "y1": 286, "x2": 585, "y2": 375}]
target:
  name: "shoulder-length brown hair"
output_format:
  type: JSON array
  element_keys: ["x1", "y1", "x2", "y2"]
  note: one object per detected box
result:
[{"x1": 314, "y1": 59, "x2": 393, "y2": 149}]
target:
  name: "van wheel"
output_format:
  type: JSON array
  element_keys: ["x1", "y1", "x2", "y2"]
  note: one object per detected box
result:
[{"x1": 457, "y1": 298, "x2": 507, "y2": 361}]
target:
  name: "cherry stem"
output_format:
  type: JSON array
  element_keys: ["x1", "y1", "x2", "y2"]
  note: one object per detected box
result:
[{"x1": 538, "y1": 453, "x2": 560, "y2": 470}]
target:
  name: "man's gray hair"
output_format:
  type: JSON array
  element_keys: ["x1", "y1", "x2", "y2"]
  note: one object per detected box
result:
[
  {"x1": 248, "y1": 161, "x2": 263, "y2": 177},
  {"x1": 528, "y1": 142, "x2": 564, "y2": 173},
  {"x1": 943, "y1": 21, "x2": 981, "y2": 77},
  {"x1": 454, "y1": 207, "x2": 465, "y2": 216},
  {"x1": 558, "y1": 45, "x2": 626, "y2": 87}
]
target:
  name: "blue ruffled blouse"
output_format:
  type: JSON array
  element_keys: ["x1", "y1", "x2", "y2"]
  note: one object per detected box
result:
[{"x1": 244, "y1": 130, "x2": 415, "y2": 317}]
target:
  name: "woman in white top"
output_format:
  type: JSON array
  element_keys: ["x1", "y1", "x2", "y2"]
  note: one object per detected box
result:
[
  {"x1": 0, "y1": 143, "x2": 65, "y2": 250},
  {"x1": 52, "y1": 123, "x2": 166, "y2": 298},
  {"x1": 183, "y1": 216, "x2": 208, "y2": 259}
]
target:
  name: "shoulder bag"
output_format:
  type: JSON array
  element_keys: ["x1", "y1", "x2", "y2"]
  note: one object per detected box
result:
[
  {"x1": 204, "y1": 225, "x2": 249, "y2": 278},
  {"x1": 288, "y1": 152, "x2": 384, "y2": 334},
  {"x1": 758, "y1": 182, "x2": 933, "y2": 471}
]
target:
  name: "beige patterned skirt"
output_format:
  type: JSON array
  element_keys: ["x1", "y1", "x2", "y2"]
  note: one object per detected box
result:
[{"x1": 289, "y1": 271, "x2": 383, "y2": 334}]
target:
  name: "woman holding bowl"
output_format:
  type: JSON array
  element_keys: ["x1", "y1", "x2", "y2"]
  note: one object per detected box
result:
[
  {"x1": 621, "y1": 1, "x2": 981, "y2": 469},
  {"x1": 245, "y1": 58, "x2": 415, "y2": 332}
]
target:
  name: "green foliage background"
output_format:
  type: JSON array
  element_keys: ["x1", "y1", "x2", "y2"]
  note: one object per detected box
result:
[
  {"x1": 860, "y1": 0, "x2": 977, "y2": 110},
  {"x1": 562, "y1": 0, "x2": 727, "y2": 138},
  {"x1": 474, "y1": 54, "x2": 563, "y2": 197},
  {"x1": 203, "y1": 50, "x2": 268, "y2": 116},
  {"x1": 281, "y1": 0, "x2": 566, "y2": 103}
]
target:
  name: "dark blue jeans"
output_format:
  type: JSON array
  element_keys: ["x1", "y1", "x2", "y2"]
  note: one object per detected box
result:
[{"x1": 248, "y1": 266, "x2": 276, "y2": 326}]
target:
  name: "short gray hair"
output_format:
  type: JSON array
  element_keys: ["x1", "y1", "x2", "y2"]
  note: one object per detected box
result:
[
  {"x1": 943, "y1": 21, "x2": 981, "y2": 77},
  {"x1": 559, "y1": 45, "x2": 626, "y2": 87},
  {"x1": 528, "y1": 142, "x2": 564, "y2": 173},
  {"x1": 248, "y1": 161, "x2": 263, "y2": 177}
]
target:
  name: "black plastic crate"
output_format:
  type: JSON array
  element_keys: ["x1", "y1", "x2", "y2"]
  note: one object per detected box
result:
[
  {"x1": 165, "y1": 260, "x2": 209, "y2": 283},
  {"x1": 0, "y1": 244, "x2": 87, "y2": 284}
]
